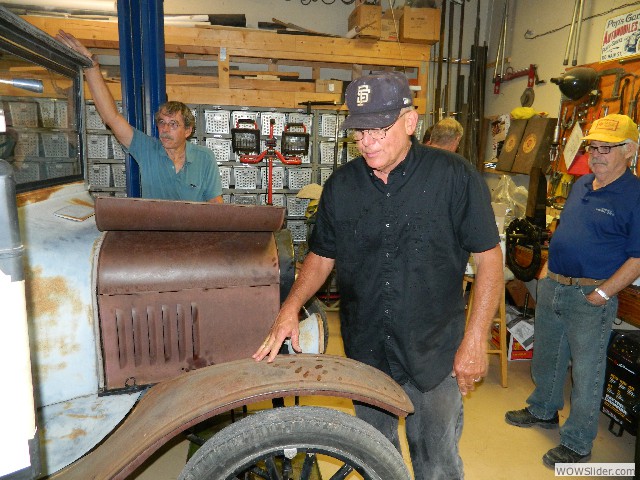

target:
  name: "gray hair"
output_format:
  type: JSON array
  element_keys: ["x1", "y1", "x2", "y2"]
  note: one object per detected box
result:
[
  {"x1": 429, "y1": 117, "x2": 463, "y2": 146},
  {"x1": 155, "y1": 101, "x2": 196, "y2": 135}
]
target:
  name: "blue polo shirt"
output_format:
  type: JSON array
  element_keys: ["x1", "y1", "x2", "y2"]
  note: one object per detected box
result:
[
  {"x1": 549, "y1": 169, "x2": 640, "y2": 279},
  {"x1": 127, "y1": 129, "x2": 222, "y2": 201}
]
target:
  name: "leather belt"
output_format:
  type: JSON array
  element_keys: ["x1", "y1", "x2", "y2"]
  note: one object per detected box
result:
[{"x1": 547, "y1": 271, "x2": 605, "y2": 286}]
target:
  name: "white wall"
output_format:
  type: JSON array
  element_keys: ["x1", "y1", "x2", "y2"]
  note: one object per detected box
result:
[
  {"x1": 483, "y1": 0, "x2": 634, "y2": 118},
  {"x1": 163, "y1": 0, "x2": 353, "y2": 35}
]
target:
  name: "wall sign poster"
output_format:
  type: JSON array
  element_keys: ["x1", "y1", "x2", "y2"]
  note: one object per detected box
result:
[{"x1": 601, "y1": 8, "x2": 640, "y2": 62}]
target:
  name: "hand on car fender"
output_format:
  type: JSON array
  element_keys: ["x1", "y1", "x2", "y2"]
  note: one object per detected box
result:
[{"x1": 253, "y1": 308, "x2": 300, "y2": 362}]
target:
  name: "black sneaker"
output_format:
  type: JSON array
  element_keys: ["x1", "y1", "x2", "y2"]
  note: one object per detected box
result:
[
  {"x1": 505, "y1": 407, "x2": 559, "y2": 429},
  {"x1": 543, "y1": 445, "x2": 591, "y2": 468}
]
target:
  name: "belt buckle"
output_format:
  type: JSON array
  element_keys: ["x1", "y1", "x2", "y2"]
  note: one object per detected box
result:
[{"x1": 568, "y1": 276, "x2": 575, "y2": 285}]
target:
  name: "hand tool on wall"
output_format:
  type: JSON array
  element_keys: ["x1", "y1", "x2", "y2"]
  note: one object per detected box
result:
[
  {"x1": 433, "y1": 0, "x2": 447, "y2": 123},
  {"x1": 493, "y1": 0, "x2": 509, "y2": 94},
  {"x1": 462, "y1": 0, "x2": 484, "y2": 170},
  {"x1": 601, "y1": 68, "x2": 629, "y2": 102},
  {"x1": 628, "y1": 78, "x2": 640, "y2": 122},
  {"x1": 491, "y1": 64, "x2": 544, "y2": 103},
  {"x1": 563, "y1": 0, "x2": 586, "y2": 66},
  {"x1": 444, "y1": 0, "x2": 455, "y2": 116},
  {"x1": 454, "y1": 0, "x2": 466, "y2": 118},
  {"x1": 619, "y1": 77, "x2": 631, "y2": 113}
]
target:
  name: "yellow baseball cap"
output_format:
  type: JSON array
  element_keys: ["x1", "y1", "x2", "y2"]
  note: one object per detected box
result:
[{"x1": 582, "y1": 114, "x2": 639, "y2": 143}]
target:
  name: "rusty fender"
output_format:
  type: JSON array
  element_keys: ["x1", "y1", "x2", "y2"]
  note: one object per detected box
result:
[{"x1": 52, "y1": 354, "x2": 414, "y2": 480}]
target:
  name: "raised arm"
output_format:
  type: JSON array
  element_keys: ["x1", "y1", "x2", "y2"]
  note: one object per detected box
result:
[{"x1": 56, "y1": 30, "x2": 134, "y2": 148}]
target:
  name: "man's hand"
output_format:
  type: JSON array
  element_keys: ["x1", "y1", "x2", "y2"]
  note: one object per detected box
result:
[
  {"x1": 253, "y1": 308, "x2": 300, "y2": 363},
  {"x1": 452, "y1": 337, "x2": 487, "y2": 395},
  {"x1": 55, "y1": 30, "x2": 94, "y2": 62}
]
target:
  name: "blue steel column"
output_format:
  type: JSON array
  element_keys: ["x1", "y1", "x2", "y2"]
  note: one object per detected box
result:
[{"x1": 117, "y1": 0, "x2": 166, "y2": 198}]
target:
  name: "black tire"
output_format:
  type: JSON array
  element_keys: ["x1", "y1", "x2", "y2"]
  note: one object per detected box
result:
[
  {"x1": 178, "y1": 406, "x2": 410, "y2": 480},
  {"x1": 505, "y1": 218, "x2": 542, "y2": 282},
  {"x1": 302, "y1": 296, "x2": 329, "y2": 354}
]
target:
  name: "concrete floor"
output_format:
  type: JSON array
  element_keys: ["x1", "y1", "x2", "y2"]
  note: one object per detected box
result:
[{"x1": 131, "y1": 309, "x2": 636, "y2": 480}]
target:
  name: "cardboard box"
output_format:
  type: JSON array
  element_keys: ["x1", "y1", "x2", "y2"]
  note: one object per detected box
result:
[
  {"x1": 380, "y1": 10, "x2": 399, "y2": 41},
  {"x1": 398, "y1": 7, "x2": 440, "y2": 45},
  {"x1": 315, "y1": 79, "x2": 343, "y2": 94},
  {"x1": 348, "y1": 4, "x2": 382, "y2": 39},
  {"x1": 491, "y1": 324, "x2": 533, "y2": 361}
]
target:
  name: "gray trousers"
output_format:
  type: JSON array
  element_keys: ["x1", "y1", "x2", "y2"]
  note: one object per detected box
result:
[{"x1": 354, "y1": 374, "x2": 464, "y2": 480}]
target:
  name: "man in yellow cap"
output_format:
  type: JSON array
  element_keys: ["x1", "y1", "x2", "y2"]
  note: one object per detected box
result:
[{"x1": 506, "y1": 113, "x2": 640, "y2": 467}]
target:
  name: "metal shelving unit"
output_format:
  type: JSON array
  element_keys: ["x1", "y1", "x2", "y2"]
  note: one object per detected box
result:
[{"x1": 1, "y1": 96, "x2": 80, "y2": 186}]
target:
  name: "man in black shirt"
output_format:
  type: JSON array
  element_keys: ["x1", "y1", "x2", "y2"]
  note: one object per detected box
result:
[{"x1": 254, "y1": 72, "x2": 503, "y2": 479}]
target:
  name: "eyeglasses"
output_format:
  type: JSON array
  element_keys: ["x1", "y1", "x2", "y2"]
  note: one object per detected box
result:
[
  {"x1": 349, "y1": 111, "x2": 409, "y2": 141},
  {"x1": 585, "y1": 142, "x2": 626, "y2": 154},
  {"x1": 157, "y1": 119, "x2": 183, "y2": 130}
]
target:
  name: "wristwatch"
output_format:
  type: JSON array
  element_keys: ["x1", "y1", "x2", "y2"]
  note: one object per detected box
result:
[{"x1": 594, "y1": 287, "x2": 610, "y2": 301}]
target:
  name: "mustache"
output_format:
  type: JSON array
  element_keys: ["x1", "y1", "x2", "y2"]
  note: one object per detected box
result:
[{"x1": 160, "y1": 134, "x2": 172, "y2": 140}]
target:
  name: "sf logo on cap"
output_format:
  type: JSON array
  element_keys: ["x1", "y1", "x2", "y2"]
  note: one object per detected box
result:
[{"x1": 356, "y1": 85, "x2": 371, "y2": 106}]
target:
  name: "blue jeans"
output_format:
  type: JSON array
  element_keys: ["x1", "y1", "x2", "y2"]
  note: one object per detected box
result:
[
  {"x1": 355, "y1": 375, "x2": 464, "y2": 480},
  {"x1": 527, "y1": 277, "x2": 617, "y2": 455}
]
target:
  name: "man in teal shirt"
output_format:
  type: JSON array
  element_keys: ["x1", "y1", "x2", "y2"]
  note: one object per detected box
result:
[
  {"x1": 57, "y1": 30, "x2": 222, "y2": 203},
  {"x1": 128, "y1": 116, "x2": 222, "y2": 202}
]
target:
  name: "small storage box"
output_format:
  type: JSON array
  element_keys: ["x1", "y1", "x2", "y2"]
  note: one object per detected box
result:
[
  {"x1": 287, "y1": 168, "x2": 313, "y2": 189},
  {"x1": 87, "y1": 134, "x2": 109, "y2": 159},
  {"x1": 86, "y1": 104, "x2": 106, "y2": 129},
  {"x1": 231, "y1": 110, "x2": 259, "y2": 129},
  {"x1": 398, "y1": 7, "x2": 440, "y2": 45},
  {"x1": 259, "y1": 193, "x2": 285, "y2": 207},
  {"x1": 320, "y1": 141, "x2": 336, "y2": 164},
  {"x1": 9, "y1": 102, "x2": 38, "y2": 127},
  {"x1": 14, "y1": 133, "x2": 39, "y2": 157},
  {"x1": 287, "y1": 112, "x2": 313, "y2": 133},
  {"x1": 41, "y1": 132, "x2": 69, "y2": 158},
  {"x1": 233, "y1": 166, "x2": 259, "y2": 189},
  {"x1": 320, "y1": 167, "x2": 333, "y2": 186},
  {"x1": 346, "y1": 142, "x2": 361, "y2": 162},
  {"x1": 112, "y1": 164, "x2": 127, "y2": 188},
  {"x1": 205, "y1": 137, "x2": 233, "y2": 163},
  {"x1": 13, "y1": 161, "x2": 40, "y2": 183},
  {"x1": 38, "y1": 99, "x2": 68, "y2": 128},
  {"x1": 218, "y1": 165, "x2": 232, "y2": 189},
  {"x1": 286, "y1": 195, "x2": 310, "y2": 217},
  {"x1": 348, "y1": 4, "x2": 382, "y2": 39},
  {"x1": 88, "y1": 163, "x2": 111, "y2": 188},
  {"x1": 320, "y1": 114, "x2": 338, "y2": 138},
  {"x1": 261, "y1": 166, "x2": 285, "y2": 190},
  {"x1": 286, "y1": 219, "x2": 307, "y2": 243},
  {"x1": 260, "y1": 112, "x2": 287, "y2": 137},
  {"x1": 204, "y1": 109, "x2": 231, "y2": 134},
  {"x1": 46, "y1": 161, "x2": 76, "y2": 178},
  {"x1": 111, "y1": 136, "x2": 126, "y2": 159},
  {"x1": 232, "y1": 193, "x2": 259, "y2": 205}
]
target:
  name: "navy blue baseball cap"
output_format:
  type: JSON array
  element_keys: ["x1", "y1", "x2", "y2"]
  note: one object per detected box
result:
[{"x1": 342, "y1": 72, "x2": 414, "y2": 130}]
